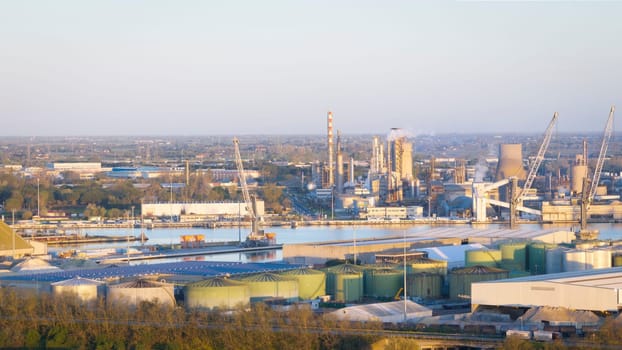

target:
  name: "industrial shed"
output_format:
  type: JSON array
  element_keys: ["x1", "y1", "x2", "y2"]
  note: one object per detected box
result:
[
  {"x1": 326, "y1": 300, "x2": 432, "y2": 323},
  {"x1": 0, "y1": 222, "x2": 34, "y2": 258},
  {"x1": 471, "y1": 267, "x2": 622, "y2": 312}
]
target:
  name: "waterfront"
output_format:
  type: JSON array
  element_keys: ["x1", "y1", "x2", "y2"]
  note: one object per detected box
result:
[{"x1": 34, "y1": 222, "x2": 622, "y2": 265}]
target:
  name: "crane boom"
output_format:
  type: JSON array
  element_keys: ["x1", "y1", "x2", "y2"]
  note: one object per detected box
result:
[
  {"x1": 233, "y1": 137, "x2": 254, "y2": 220},
  {"x1": 519, "y1": 112, "x2": 558, "y2": 199},
  {"x1": 588, "y1": 106, "x2": 615, "y2": 204}
]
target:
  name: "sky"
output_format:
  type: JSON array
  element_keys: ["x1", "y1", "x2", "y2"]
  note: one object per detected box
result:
[{"x1": 1, "y1": 1, "x2": 621, "y2": 136}]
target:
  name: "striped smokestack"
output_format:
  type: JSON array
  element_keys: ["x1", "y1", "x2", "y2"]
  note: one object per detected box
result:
[{"x1": 327, "y1": 111, "x2": 334, "y2": 187}]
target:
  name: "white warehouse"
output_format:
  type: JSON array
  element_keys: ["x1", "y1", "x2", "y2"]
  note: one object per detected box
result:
[{"x1": 471, "y1": 267, "x2": 622, "y2": 313}]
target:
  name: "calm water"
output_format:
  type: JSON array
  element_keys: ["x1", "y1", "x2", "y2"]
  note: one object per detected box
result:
[{"x1": 48, "y1": 223, "x2": 622, "y2": 264}]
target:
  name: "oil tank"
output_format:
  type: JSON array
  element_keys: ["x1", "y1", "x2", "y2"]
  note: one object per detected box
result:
[
  {"x1": 563, "y1": 249, "x2": 612, "y2": 272},
  {"x1": 407, "y1": 273, "x2": 443, "y2": 299},
  {"x1": 571, "y1": 165, "x2": 588, "y2": 195},
  {"x1": 406, "y1": 257, "x2": 448, "y2": 276},
  {"x1": 363, "y1": 268, "x2": 403, "y2": 298},
  {"x1": 448, "y1": 266, "x2": 509, "y2": 300},
  {"x1": 184, "y1": 277, "x2": 250, "y2": 310},
  {"x1": 528, "y1": 242, "x2": 557, "y2": 275},
  {"x1": 324, "y1": 264, "x2": 363, "y2": 303},
  {"x1": 465, "y1": 250, "x2": 502, "y2": 268},
  {"x1": 280, "y1": 268, "x2": 326, "y2": 300},
  {"x1": 107, "y1": 279, "x2": 175, "y2": 307},
  {"x1": 236, "y1": 273, "x2": 299, "y2": 303},
  {"x1": 590, "y1": 249, "x2": 612, "y2": 270},
  {"x1": 500, "y1": 242, "x2": 527, "y2": 271},
  {"x1": 545, "y1": 247, "x2": 568, "y2": 274},
  {"x1": 51, "y1": 277, "x2": 103, "y2": 303},
  {"x1": 496, "y1": 144, "x2": 526, "y2": 181}
]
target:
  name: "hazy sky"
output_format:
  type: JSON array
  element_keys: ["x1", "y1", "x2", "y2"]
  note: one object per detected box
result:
[{"x1": 1, "y1": 1, "x2": 621, "y2": 136}]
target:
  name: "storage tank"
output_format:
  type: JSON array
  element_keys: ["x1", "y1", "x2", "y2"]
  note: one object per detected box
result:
[
  {"x1": 324, "y1": 264, "x2": 363, "y2": 303},
  {"x1": 613, "y1": 254, "x2": 622, "y2": 267},
  {"x1": 448, "y1": 266, "x2": 509, "y2": 300},
  {"x1": 528, "y1": 242, "x2": 557, "y2": 275},
  {"x1": 590, "y1": 249, "x2": 612, "y2": 270},
  {"x1": 184, "y1": 277, "x2": 250, "y2": 310},
  {"x1": 563, "y1": 249, "x2": 612, "y2": 272},
  {"x1": 280, "y1": 268, "x2": 326, "y2": 300},
  {"x1": 407, "y1": 257, "x2": 447, "y2": 276},
  {"x1": 107, "y1": 279, "x2": 175, "y2": 307},
  {"x1": 407, "y1": 273, "x2": 443, "y2": 299},
  {"x1": 545, "y1": 247, "x2": 568, "y2": 274},
  {"x1": 500, "y1": 242, "x2": 527, "y2": 271},
  {"x1": 571, "y1": 165, "x2": 588, "y2": 195},
  {"x1": 363, "y1": 268, "x2": 403, "y2": 298},
  {"x1": 51, "y1": 277, "x2": 103, "y2": 303},
  {"x1": 465, "y1": 249, "x2": 502, "y2": 268},
  {"x1": 236, "y1": 273, "x2": 299, "y2": 303}
]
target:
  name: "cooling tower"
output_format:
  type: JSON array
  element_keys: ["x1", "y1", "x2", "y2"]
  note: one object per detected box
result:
[{"x1": 495, "y1": 144, "x2": 526, "y2": 181}]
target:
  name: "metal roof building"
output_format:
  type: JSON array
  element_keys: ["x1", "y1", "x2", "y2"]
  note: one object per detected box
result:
[
  {"x1": 0, "y1": 261, "x2": 301, "y2": 285},
  {"x1": 472, "y1": 267, "x2": 622, "y2": 312},
  {"x1": 326, "y1": 300, "x2": 432, "y2": 323}
]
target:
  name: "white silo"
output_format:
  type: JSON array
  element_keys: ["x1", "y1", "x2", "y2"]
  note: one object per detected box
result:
[
  {"x1": 107, "y1": 279, "x2": 175, "y2": 308},
  {"x1": 51, "y1": 277, "x2": 104, "y2": 303}
]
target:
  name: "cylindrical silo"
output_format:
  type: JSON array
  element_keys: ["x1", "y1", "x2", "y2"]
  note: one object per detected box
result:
[
  {"x1": 324, "y1": 264, "x2": 363, "y2": 303},
  {"x1": 545, "y1": 247, "x2": 568, "y2": 274},
  {"x1": 465, "y1": 250, "x2": 502, "y2": 268},
  {"x1": 589, "y1": 249, "x2": 612, "y2": 270},
  {"x1": 528, "y1": 242, "x2": 557, "y2": 275},
  {"x1": 500, "y1": 242, "x2": 527, "y2": 271},
  {"x1": 363, "y1": 268, "x2": 403, "y2": 298},
  {"x1": 496, "y1": 144, "x2": 526, "y2": 181},
  {"x1": 184, "y1": 277, "x2": 250, "y2": 310},
  {"x1": 406, "y1": 257, "x2": 448, "y2": 276},
  {"x1": 107, "y1": 279, "x2": 175, "y2": 308},
  {"x1": 236, "y1": 273, "x2": 299, "y2": 303},
  {"x1": 448, "y1": 266, "x2": 509, "y2": 300},
  {"x1": 51, "y1": 277, "x2": 103, "y2": 303},
  {"x1": 280, "y1": 268, "x2": 326, "y2": 300},
  {"x1": 407, "y1": 273, "x2": 443, "y2": 299},
  {"x1": 563, "y1": 250, "x2": 588, "y2": 272},
  {"x1": 571, "y1": 165, "x2": 588, "y2": 195}
]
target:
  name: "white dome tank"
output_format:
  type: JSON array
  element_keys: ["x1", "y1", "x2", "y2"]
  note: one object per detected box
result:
[{"x1": 107, "y1": 279, "x2": 175, "y2": 308}]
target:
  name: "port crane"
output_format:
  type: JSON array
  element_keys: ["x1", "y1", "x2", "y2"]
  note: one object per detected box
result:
[
  {"x1": 233, "y1": 137, "x2": 276, "y2": 247},
  {"x1": 579, "y1": 106, "x2": 615, "y2": 234},
  {"x1": 473, "y1": 112, "x2": 558, "y2": 224}
]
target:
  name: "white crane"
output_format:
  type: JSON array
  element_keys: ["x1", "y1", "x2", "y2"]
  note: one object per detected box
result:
[
  {"x1": 473, "y1": 112, "x2": 557, "y2": 223},
  {"x1": 580, "y1": 106, "x2": 615, "y2": 231},
  {"x1": 233, "y1": 137, "x2": 275, "y2": 247}
]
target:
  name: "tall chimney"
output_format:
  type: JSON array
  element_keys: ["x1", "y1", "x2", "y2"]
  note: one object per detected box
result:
[{"x1": 327, "y1": 111, "x2": 334, "y2": 188}]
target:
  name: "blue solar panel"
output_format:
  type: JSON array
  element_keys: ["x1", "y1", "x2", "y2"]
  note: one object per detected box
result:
[{"x1": 0, "y1": 261, "x2": 303, "y2": 283}]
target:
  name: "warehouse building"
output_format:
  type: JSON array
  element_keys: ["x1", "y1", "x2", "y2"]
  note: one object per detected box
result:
[{"x1": 471, "y1": 267, "x2": 622, "y2": 312}]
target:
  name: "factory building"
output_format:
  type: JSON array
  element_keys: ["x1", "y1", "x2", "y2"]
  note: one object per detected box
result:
[
  {"x1": 471, "y1": 267, "x2": 622, "y2": 312},
  {"x1": 141, "y1": 200, "x2": 265, "y2": 219}
]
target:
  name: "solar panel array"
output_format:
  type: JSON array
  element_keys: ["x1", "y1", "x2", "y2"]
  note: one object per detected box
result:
[{"x1": 0, "y1": 261, "x2": 302, "y2": 283}]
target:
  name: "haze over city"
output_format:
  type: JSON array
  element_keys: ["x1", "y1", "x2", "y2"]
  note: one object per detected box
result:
[{"x1": 1, "y1": 1, "x2": 621, "y2": 136}]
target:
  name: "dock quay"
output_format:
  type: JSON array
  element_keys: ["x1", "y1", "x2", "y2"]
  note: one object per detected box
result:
[
  {"x1": 29, "y1": 234, "x2": 146, "y2": 246},
  {"x1": 96, "y1": 244, "x2": 283, "y2": 264}
]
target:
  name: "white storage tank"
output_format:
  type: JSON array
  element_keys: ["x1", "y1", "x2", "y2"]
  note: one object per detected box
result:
[
  {"x1": 563, "y1": 249, "x2": 612, "y2": 272},
  {"x1": 51, "y1": 277, "x2": 104, "y2": 303},
  {"x1": 107, "y1": 279, "x2": 175, "y2": 308},
  {"x1": 563, "y1": 250, "x2": 588, "y2": 272},
  {"x1": 545, "y1": 247, "x2": 568, "y2": 274}
]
